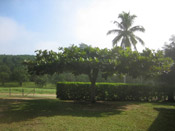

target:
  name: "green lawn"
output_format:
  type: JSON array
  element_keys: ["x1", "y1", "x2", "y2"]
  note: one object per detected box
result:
[
  {"x1": 0, "y1": 87, "x2": 56, "y2": 94},
  {"x1": 0, "y1": 82, "x2": 56, "y2": 97},
  {"x1": 0, "y1": 82, "x2": 56, "y2": 89},
  {"x1": 0, "y1": 99, "x2": 174, "y2": 131}
]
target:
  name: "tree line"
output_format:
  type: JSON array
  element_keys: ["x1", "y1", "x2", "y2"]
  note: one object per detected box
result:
[
  {"x1": 0, "y1": 54, "x2": 132, "y2": 87},
  {"x1": 0, "y1": 55, "x2": 33, "y2": 86}
]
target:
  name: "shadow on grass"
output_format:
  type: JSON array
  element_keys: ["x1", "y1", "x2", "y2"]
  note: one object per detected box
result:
[
  {"x1": 0, "y1": 99, "x2": 137, "y2": 124},
  {"x1": 148, "y1": 107, "x2": 175, "y2": 131}
]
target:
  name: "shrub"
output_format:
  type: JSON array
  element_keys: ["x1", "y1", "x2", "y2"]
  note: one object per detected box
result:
[
  {"x1": 34, "y1": 75, "x2": 48, "y2": 88},
  {"x1": 56, "y1": 82, "x2": 172, "y2": 101},
  {"x1": 57, "y1": 82, "x2": 90, "y2": 100}
]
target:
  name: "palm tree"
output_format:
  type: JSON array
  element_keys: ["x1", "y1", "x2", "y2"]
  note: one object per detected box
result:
[{"x1": 107, "y1": 12, "x2": 145, "y2": 50}]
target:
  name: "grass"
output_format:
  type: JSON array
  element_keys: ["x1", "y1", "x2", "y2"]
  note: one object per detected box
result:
[
  {"x1": 0, "y1": 87, "x2": 56, "y2": 94},
  {"x1": 0, "y1": 82, "x2": 56, "y2": 97},
  {"x1": 0, "y1": 82, "x2": 56, "y2": 89},
  {"x1": 0, "y1": 98, "x2": 175, "y2": 131}
]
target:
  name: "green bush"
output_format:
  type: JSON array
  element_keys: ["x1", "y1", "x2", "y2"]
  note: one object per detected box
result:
[
  {"x1": 56, "y1": 82, "x2": 171, "y2": 101},
  {"x1": 56, "y1": 82, "x2": 90, "y2": 100}
]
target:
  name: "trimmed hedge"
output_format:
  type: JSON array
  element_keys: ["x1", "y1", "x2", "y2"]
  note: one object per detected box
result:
[{"x1": 56, "y1": 82, "x2": 171, "y2": 101}]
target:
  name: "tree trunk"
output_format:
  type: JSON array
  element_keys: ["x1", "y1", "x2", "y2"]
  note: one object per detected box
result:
[
  {"x1": 123, "y1": 75, "x2": 126, "y2": 83},
  {"x1": 140, "y1": 76, "x2": 143, "y2": 84},
  {"x1": 88, "y1": 68, "x2": 99, "y2": 103},
  {"x1": 167, "y1": 86, "x2": 174, "y2": 102},
  {"x1": 168, "y1": 94, "x2": 174, "y2": 102},
  {"x1": 90, "y1": 81, "x2": 96, "y2": 103}
]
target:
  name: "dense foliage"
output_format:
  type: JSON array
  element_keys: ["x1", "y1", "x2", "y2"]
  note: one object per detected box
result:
[
  {"x1": 0, "y1": 55, "x2": 34, "y2": 86},
  {"x1": 57, "y1": 82, "x2": 171, "y2": 101},
  {"x1": 0, "y1": 54, "x2": 141, "y2": 86},
  {"x1": 33, "y1": 75, "x2": 48, "y2": 88},
  {"x1": 160, "y1": 35, "x2": 175, "y2": 101},
  {"x1": 26, "y1": 45, "x2": 172, "y2": 102},
  {"x1": 0, "y1": 65, "x2": 11, "y2": 86},
  {"x1": 27, "y1": 45, "x2": 118, "y2": 102}
]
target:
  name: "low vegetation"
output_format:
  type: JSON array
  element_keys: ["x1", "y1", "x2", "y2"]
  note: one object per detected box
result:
[
  {"x1": 57, "y1": 82, "x2": 171, "y2": 101},
  {"x1": 0, "y1": 87, "x2": 55, "y2": 95},
  {"x1": 0, "y1": 99, "x2": 174, "y2": 131},
  {"x1": 0, "y1": 82, "x2": 56, "y2": 98}
]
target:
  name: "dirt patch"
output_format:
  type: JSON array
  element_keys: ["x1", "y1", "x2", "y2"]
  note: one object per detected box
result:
[
  {"x1": 0, "y1": 94, "x2": 56, "y2": 100},
  {"x1": 0, "y1": 97, "x2": 56, "y2": 100},
  {"x1": 0, "y1": 93, "x2": 56, "y2": 96}
]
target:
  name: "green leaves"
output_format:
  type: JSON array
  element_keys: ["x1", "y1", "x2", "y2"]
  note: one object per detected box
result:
[
  {"x1": 0, "y1": 65, "x2": 11, "y2": 85},
  {"x1": 26, "y1": 45, "x2": 172, "y2": 85},
  {"x1": 12, "y1": 66, "x2": 29, "y2": 86}
]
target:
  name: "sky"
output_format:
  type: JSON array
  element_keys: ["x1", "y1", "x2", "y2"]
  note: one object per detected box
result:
[{"x1": 0, "y1": 0, "x2": 175, "y2": 55}]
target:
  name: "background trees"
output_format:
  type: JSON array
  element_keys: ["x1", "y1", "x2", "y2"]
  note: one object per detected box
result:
[
  {"x1": 164, "y1": 35, "x2": 175, "y2": 60},
  {"x1": 0, "y1": 54, "x2": 137, "y2": 85},
  {"x1": 107, "y1": 12, "x2": 145, "y2": 50},
  {"x1": 160, "y1": 35, "x2": 175, "y2": 101},
  {"x1": 0, "y1": 55, "x2": 33, "y2": 86},
  {"x1": 33, "y1": 75, "x2": 48, "y2": 88},
  {"x1": 0, "y1": 65, "x2": 11, "y2": 86},
  {"x1": 12, "y1": 66, "x2": 29, "y2": 86}
]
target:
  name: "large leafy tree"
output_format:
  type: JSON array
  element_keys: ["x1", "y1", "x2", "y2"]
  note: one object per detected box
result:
[
  {"x1": 107, "y1": 12, "x2": 145, "y2": 50},
  {"x1": 26, "y1": 46, "x2": 117, "y2": 103},
  {"x1": 113, "y1": 47, "x2": 172, "y2": 79}
]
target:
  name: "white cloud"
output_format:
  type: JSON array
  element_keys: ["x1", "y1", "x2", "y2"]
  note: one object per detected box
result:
[
  {"x1": 0, "y1": 16, "x2": 72, "y2": 54},
  {"x1": 0, "y1": 17, "x2": 19, "y2": 44},
  {"x1": 75, "y1": 0, "x2": 175, "y2": 50},
  {"x1": 0, "y1": 16, "x2": 39, "y2": 54}
]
